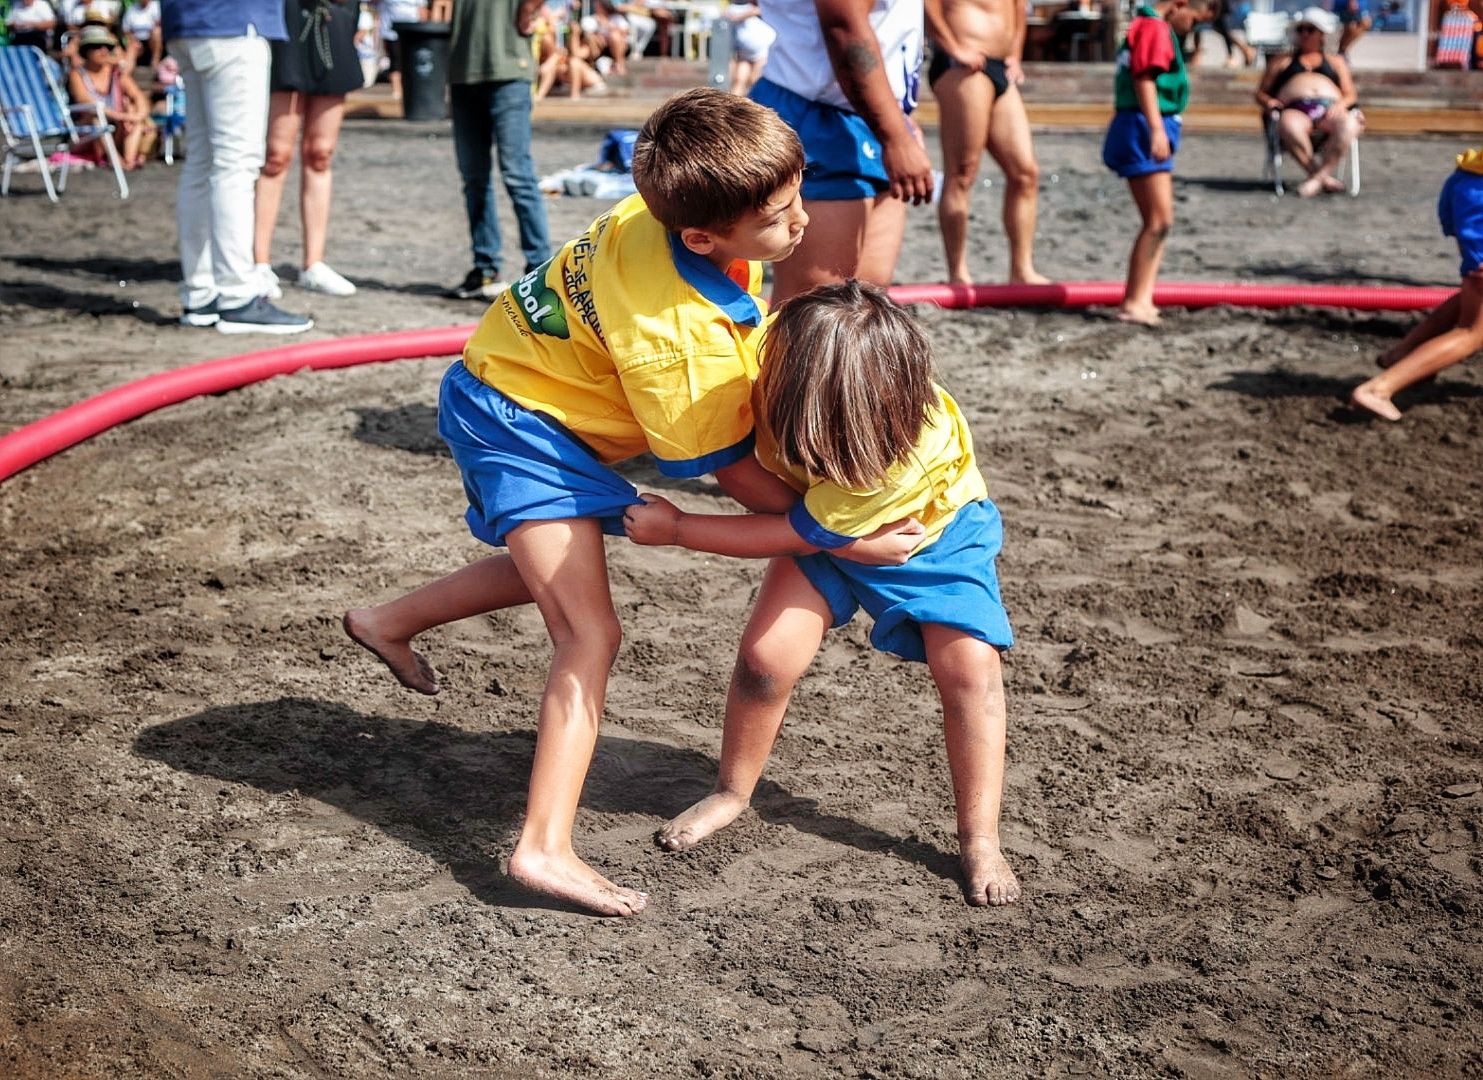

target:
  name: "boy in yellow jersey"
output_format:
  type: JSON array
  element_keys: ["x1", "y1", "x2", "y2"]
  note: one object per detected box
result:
[
  {"x1": 1352, "y1": 147, "x2": 1483, "y2": 420},
  {"x1": 344, "y1": 89, "x2": 918, "y2": 918},
  {"x1": 625, "y1": 281, "x2": 1021, "y2": 908}
]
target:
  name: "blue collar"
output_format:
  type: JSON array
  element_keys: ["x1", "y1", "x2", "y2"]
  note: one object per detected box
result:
[{"x1": 667, "y1": 233, "x2": 763, "y2": 327}]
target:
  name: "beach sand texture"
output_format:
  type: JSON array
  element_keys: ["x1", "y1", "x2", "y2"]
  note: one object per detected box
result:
[{"x1": 1, "y1": 125, "x2": 1479, "y2": 1077}]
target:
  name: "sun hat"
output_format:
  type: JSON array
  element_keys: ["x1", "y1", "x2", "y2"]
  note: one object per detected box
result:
[
  {"x1": 78, "y1": 24, "x2": 119, "y2": 50},
  {"x1": 1292, "y1": 6, "x2": 1339, "y2": 35}
]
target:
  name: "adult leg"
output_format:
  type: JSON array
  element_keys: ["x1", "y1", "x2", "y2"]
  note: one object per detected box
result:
[
  {"x1": 253, "y1": 90, "x2": 303, "y2": 267},
  {"x1": 173, "y1": 39, "x2": 219, "y2": 310},
  {"x1": 1304, "y1": 111, "x2": 1358, "y2": 196},
  {"x1": 1277, "y1": 109, "x2": 1317, "y2": 175},
  {"x1": 934, "y1": 66, "x2": 992, "y2": 286},
  {"x1": 299, "y1": 93, "x2": 346, "y2": 268},
  {"x1": 1119, "y1": 170, "x2": 1174, "y2": 325},
  {"x1": 450, "y1": 81, "x2": 501, "y2": 277},
  {"x1": 770, "y1": 196, "x2": 868, "y2": 303},
  {"x1": 490, "y1": 78, "x2": 553, "y2": 273},
  {"x1": 503, "y1": 518, "x2": 648, "y2": 917},
  {"x1": 193, "y1": 35, "x2": 273, "y2": 309},
  {"x1": 658, "y1": 558, "x2": 831, "y2": 851},
  {"x1": 985, "y1": 86, "x2": 1049, "y2": 284},
  {"x1": 922, "y1": 625, "x2": 1020, "y2": 906},
  {"x1": 344, "y1": 553, "x2": 534, "y2": 695},
  {"x1": 1352, "y1": 274, "x2": 1483, "y2": 420}
]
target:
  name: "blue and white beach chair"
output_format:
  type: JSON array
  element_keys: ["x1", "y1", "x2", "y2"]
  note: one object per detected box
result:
[{"x1": 0, "y1": 44, "x2": 129, "y2": 201}]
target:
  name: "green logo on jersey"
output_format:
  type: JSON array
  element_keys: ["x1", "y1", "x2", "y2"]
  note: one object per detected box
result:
[{"x1": 512, "y1": 261, "x2": 569, "y2": 339}]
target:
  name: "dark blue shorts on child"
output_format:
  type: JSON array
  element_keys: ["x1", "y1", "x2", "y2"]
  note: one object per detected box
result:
[
  {"x1": 1439, "y1": 168, "x2": 1483, "y2": 277},
  {"x1": 1102, "y1": 110, "x2": 1182, "y2": 179},
  {"x1": 438, "y1": 362, "x2": 640, "y2": 547},
  {"x1": 795, "y1": 499, "x2": 1015, "y2": 664}
]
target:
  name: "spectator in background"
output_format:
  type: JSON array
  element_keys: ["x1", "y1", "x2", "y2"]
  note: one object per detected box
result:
[
  {"x1": 5, "y1": 0, "x2": 60, "y2": 51},
  {"x1": 1337, "y1": 0, "x2": 1371, "y2": 55},
  {"x1": 1254, "y1": 7, "x2": 1361, "y2": 198},
  {"x1": 445, "y1": 0, "x2": 552, "y2": 300},
  {"x1": 726, "y1": 3, "x2": 774, "y2": 94},
  {"x1": 120, "y1": 0, "x2": 163, "y2": 71},
  {"x1": 67, "y1": 23, "x2": 154, "y2": 166},
  {"x1": 377, "y1": 0, "x2": 426, "y2": 101},
  {"x1": 614, "y1": 1, "x2": 656, "y2": 58},
  {"x1": 533, "y1": 1, "x2": 607, "y2": 100},
  {"x1": 163, "y1": 0, "x2": 313, "y2": 333},
  {"x1": 253, "y1": 0, "x2": 364, "y2": 299}
]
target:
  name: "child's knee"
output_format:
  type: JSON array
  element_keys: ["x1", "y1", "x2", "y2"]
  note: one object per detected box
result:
[
  {"x1": 302, "y1": 140, "x2": 336, "y2": 173},
  {"x1": 261, "y1": 146, "x2": 294, "y2": 177},
  {"x1": 733, "y1": 648, "x2": 792, "y2": 705},
  {"x1": 1144, "y1": 216, "x2": 1173, "y2": 242}
]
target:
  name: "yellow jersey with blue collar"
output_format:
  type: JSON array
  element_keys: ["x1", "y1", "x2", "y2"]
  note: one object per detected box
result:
[
  {"x1": 756, "y1": 383, "x2": 988, "y2": 552},
  {"x1": 462, "y1": 193, "x2": 767, "y2": 477}
]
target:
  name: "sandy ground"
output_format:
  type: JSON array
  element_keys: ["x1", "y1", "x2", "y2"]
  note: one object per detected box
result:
[{"x1": 1, "y1": 122, "x2": 1481, "y2": 1078}]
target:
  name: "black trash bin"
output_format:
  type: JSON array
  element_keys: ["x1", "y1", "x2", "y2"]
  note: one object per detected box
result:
[{"x1": 394, "y1": 20, "x2": 451, "y2": 122}]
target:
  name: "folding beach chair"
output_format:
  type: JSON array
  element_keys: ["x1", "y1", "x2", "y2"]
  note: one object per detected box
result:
[
  {"x1": 0, "y1": 44, "x2": 129, "y2": 201},
  {"x1": 1435, "y1": 3, "x2": 1479, "y2": 69},
  {"x1": 1262, "y1": 107, "x2": 1360, "y2": 197}
]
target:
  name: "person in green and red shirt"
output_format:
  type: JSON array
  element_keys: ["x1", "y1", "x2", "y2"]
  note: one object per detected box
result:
[{"x1": 1101, "y1": 0, "x2": 1197, "y2": 325}]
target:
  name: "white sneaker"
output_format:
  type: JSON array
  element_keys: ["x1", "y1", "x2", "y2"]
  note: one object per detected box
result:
[
  {"x1": 297, "y1": 261, "x2": 357, "y2": 296},
  {"x1": 254, "y1": 263, "x2": 283, "y2": 300}
]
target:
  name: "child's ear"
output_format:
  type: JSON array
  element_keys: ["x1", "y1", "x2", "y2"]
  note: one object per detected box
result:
[{"x1": 679, "y1": 226, "x2": 718, "y2": 256}]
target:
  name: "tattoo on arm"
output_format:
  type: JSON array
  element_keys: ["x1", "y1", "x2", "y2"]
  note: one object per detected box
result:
[{"x1": 835, "y1": 39, "x2": 881, "y2": 97}]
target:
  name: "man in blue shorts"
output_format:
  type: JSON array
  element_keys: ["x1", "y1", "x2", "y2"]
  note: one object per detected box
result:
[{"x1": 750, "y1": 0, "x2": 934, "y2": 303}]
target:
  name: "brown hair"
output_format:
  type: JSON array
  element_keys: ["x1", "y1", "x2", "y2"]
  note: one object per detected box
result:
[
  {"x1": 759, "y1": 281, "x2": 937, "y2": 491},
  {"x1": 631, "y1": 88, "x2": 805, "y2": 234}
]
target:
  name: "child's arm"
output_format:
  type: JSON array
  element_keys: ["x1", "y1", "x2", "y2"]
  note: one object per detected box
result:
[
  {"x1": 713, "y1": 455, "x2": 801, "y2": 514},
  {"x1": 625, "y1": 494, "x2": 921, "y2": 564},
  {"x1": 1134, "y1": 73, "x2": 1170, "y2": 161}
]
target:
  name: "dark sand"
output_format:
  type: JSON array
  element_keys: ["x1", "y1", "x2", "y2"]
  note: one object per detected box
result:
[{"x1": 1, "y1": 123, "x2": 1480, "y2": 1077}]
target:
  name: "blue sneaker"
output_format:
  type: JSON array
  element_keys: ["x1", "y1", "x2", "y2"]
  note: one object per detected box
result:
[
  {"x1": 215, "y1": 295, "x2": 313, "y2": 336},
  {"x1": 180, "y1": 299, "x2": 219, "y2": 327}
]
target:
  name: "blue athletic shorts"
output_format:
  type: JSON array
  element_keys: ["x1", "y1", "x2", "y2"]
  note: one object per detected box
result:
[
  {"x1": 1439, "y1": 168, "x2": 1483, "y2": 277},
  {"x1": 794, "y1": 499, "x2": 1014, "y2": 664},
  {"x1": 438, "y1": 362, "x2": 640, "y2": 547},
  {"x1": 752, "y1": 77, "x2": 892, "y2": 201},
  {"x1": 1102, "y1": 110, "x2": 1182, "y2": 179}
]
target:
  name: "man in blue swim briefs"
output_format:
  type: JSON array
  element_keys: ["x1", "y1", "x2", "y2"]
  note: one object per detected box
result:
[
  {"x1": 751, "y1": 0, "x2": 935, "y2": 303},
  {"x1": 925, "y1": 0, "x2": 1049, "y2": 286}
]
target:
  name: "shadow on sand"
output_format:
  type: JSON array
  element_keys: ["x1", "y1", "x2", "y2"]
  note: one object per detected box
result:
[{"x1": 135, "y1": 697, "x2": 960, "y2": 912}]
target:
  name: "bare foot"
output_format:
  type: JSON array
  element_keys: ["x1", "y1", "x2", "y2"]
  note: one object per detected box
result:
[
  {"x1": 1009, "y1": 270, "x2": 1052, "y2": 286},
  {"x1": 1297, "y1": 175, "x2": 1325, "y2": 199},
  {"x1": 1350, "y1": 382, "x2": 1402, "y2": 421},
  {"x1": 656, "y1": 791, "x2": 750, "y2": 852},
  {"x1": 947, "y1": 273, "x2": 974, "y2": 287},
  {"x1": 507, "y1": 843, "x2": 649, "y2": 917},
  {"x1": 1116, "y1": 302, "x2": 1161, "y2": 326},
  {"x1": 960, "y1": 835, "x2": 1021, "y2": 907},
  {"x1": 1321, "y1": 175, "x2": 1346, "y2": 194},
  {"x1": 342, "y1": 608, "x2": 440, "y2": 695}
]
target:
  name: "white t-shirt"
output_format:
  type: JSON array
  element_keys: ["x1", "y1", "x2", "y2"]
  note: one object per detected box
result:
[
  {"x1": 7, "y1": 1, "x2": 58, "y2": 30},
  {"x1": 758, "y1": 0, "x2": 922, "y2": 113},
  {"x1": 121, "y1": 0, "x2": 160, "y2": 38},
  {"x1": 380, "y1": 0, "x2": 425, "y2": 40}
]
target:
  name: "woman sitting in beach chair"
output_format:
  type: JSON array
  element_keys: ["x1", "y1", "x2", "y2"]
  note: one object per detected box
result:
[
  {"x1": 1253, "y1": 6, "x2": 1362, "y2": 198},
  {"x1": 65, "y1": 23, "x2": 154, "y2": 169}
]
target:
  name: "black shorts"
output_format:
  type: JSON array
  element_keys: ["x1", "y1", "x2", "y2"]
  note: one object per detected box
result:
[{"x1": 927, "y1": 50, "x2": 1010, "y2": 98}]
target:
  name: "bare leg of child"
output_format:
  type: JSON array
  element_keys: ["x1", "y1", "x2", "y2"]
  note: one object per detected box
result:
[
  {"x1": 503, "y1": 517, "x2": 649, "y2": 916},
  {"x1": 1377, "y1": 293, "x2": 1462, "y2": 368},
  {"x1": 1351, "y1": 274, "x2": 1483, "y2": 420},
  {"x1": 1117, "y1": 171, "x2": 1173, "y2": 326},
  {"x1": 922, "y1": 624, "x2": 1020, "y2": 907},
  {"x1": 344, "y1": 554, "x2": 534, "y2": 695},
  {"x1": 657, "y1": 558, "x2": 831, "y2": 851}
]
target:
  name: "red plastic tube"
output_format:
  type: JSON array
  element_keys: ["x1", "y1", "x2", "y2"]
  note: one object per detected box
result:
[
  {"x1": 0, "y1": 280, "x2": 1460, "y2": 483},
  {"x1": 0, "y1": 324, "x2": 476, "y2": 483},
  {"x1": 888, "y1": 280, "x2": 1458, "y2": 311}
]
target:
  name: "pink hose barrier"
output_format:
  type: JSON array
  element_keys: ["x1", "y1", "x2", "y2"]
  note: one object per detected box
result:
[
  {"x1": 0, "y1": 324, "x2": 477, "y2": 483},
  {"x1": 0, "y1": 280, "x2": 1460, "y2": 484},
  {"x1": 888, "y1": 280, "x2": 1458, "y2": 311}
]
